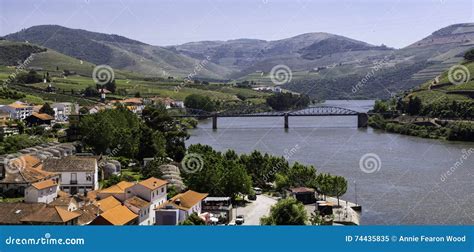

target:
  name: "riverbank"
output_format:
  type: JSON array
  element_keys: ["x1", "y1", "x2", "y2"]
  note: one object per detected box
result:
[
  {"x1": 368, "y1": 114, "x2": 474, "y2": 142},
  {"x1": 187, "y1": 107, "x2": 474, "y2": 224}
]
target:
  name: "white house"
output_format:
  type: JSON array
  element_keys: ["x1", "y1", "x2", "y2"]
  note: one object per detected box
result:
[
  {"x1": 96, "y1": 177, "x2": 167, "y2": 225},
  {"x1": 155, "y1": 190, "x2": 208, "y2": 225},
  {"x1": 125, "y1": 177, "x2": 168, "y2": 224},
  {"x1": 52, "y1": 102, "x2": 77, "y2": 121},
  {"x1": 0, "y1": 102, "x2": 33, "y2": 120},
  {"x1": 125, "y1": 177, "x2": 168, "y2": 209},
  {"x1": 42, "y1": 156, "x2": 99, "y2": 195},
  {"x1": 97, "y1": 181, "x2": 134, "y2": 202},
  {"x1": 24, "y1": 179, "x2": 59, "y2": 204},
  {"x1": 124, "y1": 196, "x2": 152, "y2": 225}
]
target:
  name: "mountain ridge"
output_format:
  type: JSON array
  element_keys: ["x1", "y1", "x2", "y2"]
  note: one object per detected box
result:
[{"x1": 3, "y1": 23, "x2": 474, "y2": 99}]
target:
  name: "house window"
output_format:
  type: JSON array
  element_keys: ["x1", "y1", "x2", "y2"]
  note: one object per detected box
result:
[
  {"x1": 86, "y1": 173, "x2": 92, "y2": 181},
  {"x1": 71, "y1": 173, "x2": 77, "y2": 182},
  {"x1": 161, "y1": 188, "x2": 164, "y2": 193}
]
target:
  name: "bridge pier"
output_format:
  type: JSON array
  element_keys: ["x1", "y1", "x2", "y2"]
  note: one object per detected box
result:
[
  {"x1": 212, "y1": 114, "x2": 218, "y2": 130},
  {"x1": 284, "y1": 113, "x2": 289, "y2": 129},
  {"x1": 357, "y1": 113, "x2": 368, "y2": 128}
]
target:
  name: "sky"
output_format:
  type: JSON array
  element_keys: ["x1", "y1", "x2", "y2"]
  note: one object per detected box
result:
[{"x1": 0, "y1": 0, "x2": 473, "y2": 48}]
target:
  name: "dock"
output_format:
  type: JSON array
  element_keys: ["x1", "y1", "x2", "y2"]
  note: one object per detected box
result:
[{"x1": 304, "y1": 197, "x2": 361, "y2": 225}]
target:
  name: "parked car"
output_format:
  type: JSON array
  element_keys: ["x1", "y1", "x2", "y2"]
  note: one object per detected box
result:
[
  {"x1": 235, "y1": 215, "x2": 245, "y2": 225},
  {"x1": 248, "y1": 194, "x2": 257, "y2": 200},
  {"x1": 253, "y1": 187, "x2": 262, "y2": 195}
]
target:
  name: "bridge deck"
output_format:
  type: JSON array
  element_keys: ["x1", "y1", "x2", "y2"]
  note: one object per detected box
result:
[{"x1": 170, "y1": 106, "x2": 361, "y2": 118}]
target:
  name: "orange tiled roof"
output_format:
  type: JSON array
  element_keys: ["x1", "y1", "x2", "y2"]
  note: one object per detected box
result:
[
  {"x1": 124, "y1": 196, "x2": 150, "y2": 209},
  {"x1": 20, "y1": 206, "x2": 80, "y2": 223},
  {"x1": 138, "y1": 177, "x2": 167, "y2": 190},
  {"x1": 100, "y1": 181, "x2": 134, "y2": 194},
  {"x1": 8, "y1": 102, "x2": 30, "y2": 109},
  {"x1": 121, "y1": 98, "x2": 143, "y2": 104},
  {"x1": 55, "y1": 206, "x2": 81, "y2": 222},
  {"x1": 96, "y1": 196, "x2": 121, "y2": 212},
  {"x1": 0, "y1": 155, "x2": 57, "y2": 184},
  {"x1": 162, "y1": 190, "x2": 208, "y2": 211},
  {"x1": 31, "y1": 112, "x2": 54, "y2": 121},
  {"x1": 31, "y1": 179, "x2": 57, "y2": 190},
  {"x1": 99, "y1": 205, "x2": 137, "y2": 225}
]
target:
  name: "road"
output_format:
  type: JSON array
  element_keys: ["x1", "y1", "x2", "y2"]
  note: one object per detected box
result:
[{"x1": 232, "y1": 195, "x2": 277, "y2": 225}]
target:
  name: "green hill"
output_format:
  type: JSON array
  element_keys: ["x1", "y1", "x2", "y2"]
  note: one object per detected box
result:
[
  {"x1": 4, "y1": 25, "x2": 233, "y2": 79},
  {"x1": 0, "y1": 40, "x2": 46, "y2": 65},
  {"x1": 0, "y1": 40, "x2": 268, "y2": 106}
]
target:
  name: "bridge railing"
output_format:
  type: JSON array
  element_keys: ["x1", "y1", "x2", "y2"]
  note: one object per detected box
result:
[{"x1": 169, "y1": 105, "x2": 360, "y2": 117}]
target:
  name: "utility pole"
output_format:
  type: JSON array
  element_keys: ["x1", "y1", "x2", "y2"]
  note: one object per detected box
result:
[{"x1": 354, "y1": 180, "x2": 358, "y2": 206}]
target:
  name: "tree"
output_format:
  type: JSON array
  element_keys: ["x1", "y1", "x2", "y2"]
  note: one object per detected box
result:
[
  {"x1": 331, "y1": 176, "x2": 347, "y2": 206},
  {"x1": 167, "y1": 185, "x2": 179, "y2": 199},
  {"x1": 141, "y1": 159, "x2": 165, "y2": 179},
  {"x1": 137, "y1": 125, "x2": 166, "y2": 161},
  {"x1": 102, "y1": 174, "x2": 121, "y2": 188},
  {"x1": 266, "y1": 93, "x2": 310, "y2": 111},
  {"x1": 315, "y1": 173, "x2": 333, "y2": 200},
  {"x1": 0, "y1": 134, "x2": 46, "y2": 155},
  {"x1": 406, "y1": 96, "x2": 422, "y2": 115},
  {"x1": 180, "y1": 213, "x2": 205, "y2": 225},
  {"x1": 142, "y1": 105, "x2": 188, "y2": 161},
  {"x1": 464, "y1": 48, "x2": 474, "y2": 61},
  {"x1": 15, "y1": 70, "x2": 42, "y2": 84},
  {"x1": 78, "y1": 107, "x2": 141, "y2": 157},
  {"x1": 260, "y1": 198, "x2": 308, "y2": 225},
  {"x1": 39, "y1": 103, "x2": 55, "y2": 116},
  {"x1": 104, "y1": 79, "x2": 116, "y2": 93},
  {"x1": 309, "y1": 211, "x2": 326, "y2": 225},
  {"x1": 184, "y1": 94, "x2": 216, "y2": 112},
  {"x1": 79, "y1": 107, "x2": 89, "y2": 115},
  {"x1": 275, "y1": 173, "x2": 290, "y2": 191},
  {"x1": 373, "y1": 100, "x2": 388, "y2": 113},
  {"x1": 84, "y1": 86, "x2": 99, "y2": 97},
  {"x1": 287, "y1": 162, "x2": 317, "y2": 188},
  {"x1": 183, "y1": 144, "x2": 252, "y2": 198},
  {"x1": 221, "y1": 158, "x2": 252, "y2": 199}
]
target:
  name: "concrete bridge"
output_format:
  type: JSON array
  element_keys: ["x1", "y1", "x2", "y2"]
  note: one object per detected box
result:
[{"x1": 171, "y1": 106, "x2": 369, "y2": 129}]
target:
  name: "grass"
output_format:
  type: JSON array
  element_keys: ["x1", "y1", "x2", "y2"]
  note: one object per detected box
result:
[
  {"x1": 409, "y1": 90, "x2": 470, "y2": 104},
  {"x1": 0, "y1": 46, "x2": 270, "y2": 106},
  {"x1": 412, "y1": 60, "x2": 474, "y2": 104},
  {"x1": 121, "y1": 168, "x2": 143, "y2": 181},
  {"x1": 0, "y1": 197, "x2": 24, "y2": 203},
  {"x1": 26, "y1": 74, "x2": 267, "y2": 102}
]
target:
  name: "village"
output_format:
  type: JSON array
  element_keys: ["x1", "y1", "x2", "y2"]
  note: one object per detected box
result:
[
  {"x1": 0, "y1": 93, "x2": 360, "y2": 225},
  {"x1": 0, "y1": 78, "x2": 359, "y2": 226},
  {"x1": 0, "y1": 141, "x2": 361, "y2": 225}
]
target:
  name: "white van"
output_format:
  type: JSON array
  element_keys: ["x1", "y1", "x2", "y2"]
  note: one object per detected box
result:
[{"x1": 253, "y1": 187, "x2": 262, "y2": 195}]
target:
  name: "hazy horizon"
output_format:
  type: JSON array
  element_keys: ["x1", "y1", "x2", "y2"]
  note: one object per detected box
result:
[{"x1": 1, "y1": 0, "x2": 473, "y2": 48}]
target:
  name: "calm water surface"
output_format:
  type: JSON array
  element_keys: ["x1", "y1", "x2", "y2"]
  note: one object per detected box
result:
[{"x1": 186, "y1": 100, "x2": 474, "y2": 225}]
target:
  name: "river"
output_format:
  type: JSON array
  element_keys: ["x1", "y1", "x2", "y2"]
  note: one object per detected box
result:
[{"x1": 186, "y1": 100, "x2": 474, "y2": 225}]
